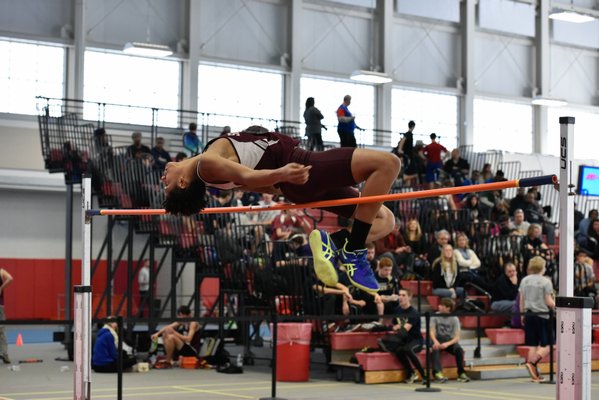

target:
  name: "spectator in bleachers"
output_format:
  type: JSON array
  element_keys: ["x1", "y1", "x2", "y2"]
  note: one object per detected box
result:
[
  {"x1": 490, "y1": 261, "x2": 520, "y2": 315},
  {"x1": 219, "y1": 126, "x2": 231, "y2": 137},
  {"x1": 175, "y1": 152, "x2": 187, "y2": 162},
  {"x1": 576, "y1": 210, "x2": 598, "y2": 253},
  {"x1": 93, "y1": 127, "x2": 113, "y2": 158},
  {"x1": 509, "y1": 209, "x2": 530, "y2": 236},
  {"x1": 430, "y1": 297, "x2": 470, "y2": 383},
  {"x1": 479, "y1": 170, "x2": 507, "y2": 209},
  {"x1": 365, "y1": 241, "x2": 378, "y2": 271},
  {"x1": 584, "y1": 218, "x2": 599, "y2": 261},
  {"x1": 271, "y1": 208, "x2": 310, "y2": 263},
  {"x1": 402, "y1": 219, "x2": 429, "y2": 279},
  {"x1": 520, "y1": 223, "x2": 551, "y2": 270},
  {"x1": 151, "y1": 137, "x2": 172, "y2": 173},
  {"x1": 520, "y1": 256, "x2": 555, "y2": 383},
  {"x1": 375, "y1": 256, "x2": 402, "y2": 315},
  {"x1": 373, "y1": 218, "x2": 412, "y2": 279},
  {"x1": 454, "y1": 233, "x2": 482, "y2": 276},
  {"x1": 420, "y1": 133, "x2": 448, "y2": 186},
  {"x1": 481, "y1": 163, "x2": 493, "y2": 182},
  {"x1": 183, "y1": 122, "x2": 202, "y2": 156},
  {"x1": 509, "y1": 187, "x2": 527, "y2": 216},
  {"x1": 127, "y1": 131, "x2": 151, "y2": 159},
  {"x1": 431, "y1": 244, "x2": 465, "y2": 304},
  {"x1": 378, "y1": 288, "x2": 426, "y2": 384},
  {"x1": 442, "y1": 148, "x2": 470, "y2": 186},
  {"x1": 426, "y1": 229, "x2": 451, "y2": 274},
  {"x1": 573, "y1": 249, "x2": 597, "y2": 305},
  {"x1": 522, "y1": 190, "x2": 555, "y2": 245}
]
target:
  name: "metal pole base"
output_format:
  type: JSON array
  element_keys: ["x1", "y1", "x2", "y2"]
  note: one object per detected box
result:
[
  {"x1": 540, "y1": 380, "x2": 556, "y2": 385},
  {"x1": 259, "y1": 397, "x2": 288, "y2": 400},
  {"x1": 415, "y1": 387, "x2": 442, "y2": 392}
]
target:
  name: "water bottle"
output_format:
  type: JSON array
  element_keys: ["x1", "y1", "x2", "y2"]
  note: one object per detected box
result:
[{"x1": 236, "y1": 353, "x2": 243, "y2": 367}]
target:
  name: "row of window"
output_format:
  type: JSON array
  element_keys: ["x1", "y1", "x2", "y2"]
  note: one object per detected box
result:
[{"x1": 0, "y1": 39, "x2": 594, "y2": 159}]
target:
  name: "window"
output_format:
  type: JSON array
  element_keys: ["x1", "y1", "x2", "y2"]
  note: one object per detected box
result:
[
  {"x1": 300, "y1": 76, "x2": 375, "y2": 145},
  {"x1": 0, "y1": 40, "x2": 65, "y2": 115},
  {"x1": 547, "y1": 107, "x2": 599, "y2": 160},
  {"x1": 473, "y1": 98, "x2": 532, "y2": 153},
  {"x1": 84, "y1": 51, "x2": 180, "y2": 127},
  {"x1": 391, "y1": 88, "x2": 458, "y2": 149},
  {"x1": 198, "y1": 64, "x2": 283, "y2": 132}
]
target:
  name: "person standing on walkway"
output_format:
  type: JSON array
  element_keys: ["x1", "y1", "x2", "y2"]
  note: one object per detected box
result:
[
  {"x1": 336, "y1": 95, "x2": 362, "y2": 148},
  {"x1": 0, "y1": 267, "x2": 14, "y2": 364}
]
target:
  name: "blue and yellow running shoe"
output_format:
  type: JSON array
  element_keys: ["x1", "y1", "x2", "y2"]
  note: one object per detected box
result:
[
  {"x1": 309, "y1": 229, "x2": 339, "y2": 287},
  {"x1": 338, "y1": 242, "x2": 379, "y2": 295}
]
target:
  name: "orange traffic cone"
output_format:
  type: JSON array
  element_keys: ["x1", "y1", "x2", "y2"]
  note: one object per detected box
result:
[{"x1": 16, "y1": 333, "x2": 23, "y2": 347}]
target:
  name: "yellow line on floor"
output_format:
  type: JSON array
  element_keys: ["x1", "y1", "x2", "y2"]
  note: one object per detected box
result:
[
  {"x1": 173, "y1": 386, "x2": 255, "y2": 399},
  {"x1": 381, "y1": 382, "x2": 555, "y2": 400}
]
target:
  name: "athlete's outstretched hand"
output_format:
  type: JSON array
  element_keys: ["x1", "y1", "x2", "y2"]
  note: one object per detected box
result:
[{"x1": 279, "y1": 163, "x2": 311, "y2": 185}]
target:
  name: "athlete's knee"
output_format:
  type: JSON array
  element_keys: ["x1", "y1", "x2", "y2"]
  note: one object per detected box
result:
[
  {"x1": 380, "y1": 151, "x2": 401, "y2": 175},
  {"x1": 378, "y1": 206, "x2": 395, "y2": 233}
]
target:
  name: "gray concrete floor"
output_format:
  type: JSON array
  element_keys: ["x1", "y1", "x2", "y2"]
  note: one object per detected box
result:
[{"x1": 1, "y1": 342, "x2": 597, "y2": 400}]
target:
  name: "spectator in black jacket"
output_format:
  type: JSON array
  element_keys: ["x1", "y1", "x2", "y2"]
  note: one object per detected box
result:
[
  {"x1": 491, "y1": 262, "x2": 520, "y2": 314},
  {"x1": 443, "y1": 148, "x2": 470, "y2": 186}
]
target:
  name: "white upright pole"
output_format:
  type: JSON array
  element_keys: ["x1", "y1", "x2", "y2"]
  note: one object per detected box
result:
[
  {"x1": 556, "y1": 117, "x2": 592, "y2": 400},
  {"x1": 74, "y1": 176, "x2": 92, "y2": 399}
]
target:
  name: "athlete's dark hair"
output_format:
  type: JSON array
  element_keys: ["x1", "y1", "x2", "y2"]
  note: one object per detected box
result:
[{"x1": 162, "y1": 178, "x2": 207, "y2": 216}]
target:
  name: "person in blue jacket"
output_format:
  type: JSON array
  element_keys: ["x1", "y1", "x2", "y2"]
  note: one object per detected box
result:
[{"x1": 92, "y1": 319, "x2": 137, "y2": 373}]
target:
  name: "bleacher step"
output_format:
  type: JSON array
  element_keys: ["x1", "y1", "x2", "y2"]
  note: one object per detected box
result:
[
  {"x1": 469, "y1": 364, "x2": 531, "y2": 380},
  {"x1": 461, "y1": 344, "x2": 516, "y2": 358},
  {"x1": 468, "y1": 355, "x2": 524, "y2": 367}
]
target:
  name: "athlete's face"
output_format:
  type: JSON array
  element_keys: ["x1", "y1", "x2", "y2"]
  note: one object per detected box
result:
[{"x1": 161, "y1": 161, "x2": 186, "y2": 194}]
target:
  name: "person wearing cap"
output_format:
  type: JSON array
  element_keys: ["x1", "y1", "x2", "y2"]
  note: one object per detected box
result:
[
  {"x1": 420, "y1": 133, "x2": 448, "y2": 185},
  {"x1": 127, "y1": 131, "x2": 151, "y2": 160}
]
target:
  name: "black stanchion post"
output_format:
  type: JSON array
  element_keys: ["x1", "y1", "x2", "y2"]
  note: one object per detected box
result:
[
  {"x1": 117, "y1": 316, "x2": 123, "y2": 400},
  {"x1": 417, "y1": 276, "x2": 422, "y2": 313},
  {"x1": 259, "y1": 309, "x2": 286, "y2": 400},
  {"x1": 415, "y1": 312, "x2": 441, "y2": 393},
  {"x1": 474, "y1": 314, "x2": 481, "y2": 359},
  {"x1": 540, "y1": 309, "x2": 556, "y2": 385}
]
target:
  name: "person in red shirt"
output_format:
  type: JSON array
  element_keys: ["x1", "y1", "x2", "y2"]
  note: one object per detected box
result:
[{"x1": 420, "y1": 133, "x2": 448, "y2": 185}]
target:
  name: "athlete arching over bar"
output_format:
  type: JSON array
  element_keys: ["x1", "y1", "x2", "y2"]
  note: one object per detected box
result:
[{"x1": 161, "y1": 125, "x2": 400, "y2": 294}]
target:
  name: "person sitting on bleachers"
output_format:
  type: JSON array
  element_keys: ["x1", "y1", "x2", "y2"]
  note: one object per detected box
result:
[
  {"x1": 574, "y1": 248, "x2": 597, "y2": 305},
  {"x1": 374, "y1": 218, "x2": 413, "y2": 279},
  {"x1": 431, "y1": 244, "x2": 465, "y2": 304},
  {"x1": 378, "y1": 288, "x2": 426, "y2": 384},
  {"x1": 430, "y1": 297, "x2": 470, "y2": 383},
  {"x1": 442, "y1": 148, "x2": 470, "y2": 186},
  {"x1": 577, "y1": 209, "x2": 598, "y2": 248},
  {"x1": 583, "y1": 218, "x2": 599, "y2": 261},
  {"x1": 402, "y1": 219, "x2": 429, "y2": 279},
  {"x1": 509, "y1": 209, "x2": 530, "y2": 236},
  {"x1": 520, "y1": 223, "x2": 555, "y2": 278},
  {"x1": 453, "y1": 233, "x2": 490, "y2": 294},
  {"x1": 151, "y1": 136, "x2": 172, "y2": 173},
  {"x1": 522, "y1": 190, "x2": 555, "y2": 245},
  {"x1": 426, "y1": 229, "x2": 452, "y2": 277},
  {"x1": 490, "y1": 261, "x2": 520, "y2": 316},
  {"x1": 375, "y1": 257, "x2": 402, "y2": 315},
  {"x1": 126, "y1": 131, "x2": 151, "y2": 160}
]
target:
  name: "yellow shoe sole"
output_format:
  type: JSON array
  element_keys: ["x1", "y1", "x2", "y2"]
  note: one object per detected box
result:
[{"x1": 309, "y1": 230, "x2": 338, "y2": 287}]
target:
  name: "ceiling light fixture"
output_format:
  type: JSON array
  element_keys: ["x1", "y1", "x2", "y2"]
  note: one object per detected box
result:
[
  {"x1": 350, "y1": 70, "x2": 392, "y2": 84},
  {"x1": 549, "y1": 10, "x2": 595, "y2": 23},
  {"x1": 123, "y1": 42, "x2": 173, "y2": 57},
  {"x1": 531, "y1": 96, "x2": 568, "y2": 107}
]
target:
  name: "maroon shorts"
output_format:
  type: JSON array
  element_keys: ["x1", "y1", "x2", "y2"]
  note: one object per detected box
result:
[{"x1": 278, "y1": 147, "x2": 358, "y2": 218}]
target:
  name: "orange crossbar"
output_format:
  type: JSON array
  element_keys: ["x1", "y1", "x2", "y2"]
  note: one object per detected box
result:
[{"x1": 93, "y1": 175, "x2": 557, "y2": 216}]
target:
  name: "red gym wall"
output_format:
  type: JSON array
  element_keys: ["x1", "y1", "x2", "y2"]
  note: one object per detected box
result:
[{"x1": 0, "y1": 258, "x2": 143, "y2": 320}]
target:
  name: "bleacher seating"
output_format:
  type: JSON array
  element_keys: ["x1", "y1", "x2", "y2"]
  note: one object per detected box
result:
[{"x1": 485, "y1": 328, "x2": 525, "y2": 345}]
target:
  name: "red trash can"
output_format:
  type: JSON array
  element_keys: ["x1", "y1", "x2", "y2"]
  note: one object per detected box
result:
[{"x1": 271, "y1": 322, "x2": 312, "y2": 382}]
